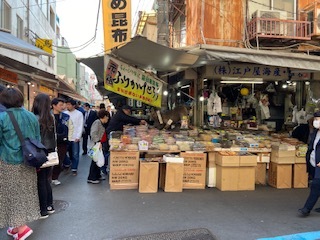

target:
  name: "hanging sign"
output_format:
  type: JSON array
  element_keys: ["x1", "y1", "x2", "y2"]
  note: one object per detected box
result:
[
  {"x1": 104, "y1": 55, "x2": 162, "y2": 108},
  {"x1": 102, "y1": 0, "x2": 131, "y2": 52},
  {"x1": 35, "y1": 39, "x2": 52, "y2": 54}
]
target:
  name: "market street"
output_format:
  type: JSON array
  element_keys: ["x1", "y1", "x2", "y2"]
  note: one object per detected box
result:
[{"x1": 0, "y1": 154, "x2": 318, "y2": 240}]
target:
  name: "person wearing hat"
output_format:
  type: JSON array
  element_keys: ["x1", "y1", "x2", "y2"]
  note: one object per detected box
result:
[
  {"x1": 106, "y1": 105, "x2": 146, "y2": 135},
  {"x1": 299, "y1": 111, "x2": 320, "y2": 216}
]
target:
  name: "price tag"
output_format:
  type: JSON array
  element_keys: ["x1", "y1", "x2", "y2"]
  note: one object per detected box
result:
[{"x1": 240, "y1": 148, "x2": 248, "y2": 152}]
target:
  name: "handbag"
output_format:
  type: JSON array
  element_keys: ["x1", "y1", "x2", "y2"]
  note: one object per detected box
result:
[
  {"x1": 40, "y1": 151, "x2": 59, "y2": 168},
  {"x1": 41, "y1": 117, "x2": 59, "y2": 168},
  {"x1": 7, "y1": 111, "x2": 48, "y2": 168}
]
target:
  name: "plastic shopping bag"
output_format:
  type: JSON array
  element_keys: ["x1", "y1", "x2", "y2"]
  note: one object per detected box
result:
[
  {"x1": 88, "y1": 142, "x2": 101, "y2": 162},
  {"x1": 94, "y1": 148, "x2": 105, "y2": 167}
]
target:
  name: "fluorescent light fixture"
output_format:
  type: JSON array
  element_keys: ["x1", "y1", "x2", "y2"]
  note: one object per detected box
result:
[
  {"x1": 220, "y1": 81, "x2": 263, "y2": 84},
  {"x1": 203, "y1": 78, "x2": 208, "y2": 82},
  {"x1": 220, "y1": 77, "x2": 263, "y2": 84},
  {"x1": 221, "y1": 77, "x2": 263, "y2": 81},
  {"x1": 181, "y1": 85, "x2": 190, "y2": 89}
]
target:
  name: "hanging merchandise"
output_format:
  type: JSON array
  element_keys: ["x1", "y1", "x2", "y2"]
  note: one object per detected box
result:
[
  {"x1": 207, "y1": 92, "x2": 222, "y2": 115},
  {"x1": 295, "y1": 108, "x2": 307, "y2": 124},
  {"x1": 259, "y1": 94, "x2": 270, "y2": 120}
]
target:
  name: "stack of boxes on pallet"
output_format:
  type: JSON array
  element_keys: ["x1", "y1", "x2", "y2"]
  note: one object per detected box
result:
[{"x1": 268, "y1": 144, "x2": 308, "y2": 189}]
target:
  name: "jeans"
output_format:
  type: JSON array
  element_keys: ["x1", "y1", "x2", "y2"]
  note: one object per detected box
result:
[
  {"x1": 37, "y1": 167, "x2": 53, "y2": 215},
  {"x1": 67, "y1": 141, "x2": 80, "y2": 171}
]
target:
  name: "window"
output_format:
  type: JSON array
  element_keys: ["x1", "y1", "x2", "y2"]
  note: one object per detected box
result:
[
  {"x1": 49, "y1": 7, "x2": 55, "y2": 29},
  {"x1": 1, "y1": 0, "x2": 11, "y2": 31},
  {"x1": 16, "y1": 15, "x2": 23, "y2": 39}
]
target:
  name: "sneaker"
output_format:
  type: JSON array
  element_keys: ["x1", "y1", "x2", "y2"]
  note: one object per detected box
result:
[
  {"x1": 13, "y1": 226, "x2": 33, "y2": 240},
  {"x1": 87, "y1": 179, "x2": 100, "y2": 184},
  {"x1": 47, "y1": 206, "x2": 55, "y2": 214},
  {"x1": 72, "y1": 170, "x2": 77, "y2": 176},
  {"x1": 51, "y1": 180, "x2": 61, "y2": 186},
  {"x1": 7, "y1": 227, "x2": 17, "y2": 236},
  {"x1": 39, "y1": 213, "x2": 49, "y2": 219}
]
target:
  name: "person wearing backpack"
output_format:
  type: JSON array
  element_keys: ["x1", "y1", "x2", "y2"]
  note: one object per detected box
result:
[{"x1": 0, "y1": 88, "x2": 40, "y2": 240}]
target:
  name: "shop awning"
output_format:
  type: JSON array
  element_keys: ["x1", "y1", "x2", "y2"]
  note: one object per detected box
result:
[
  {"x1": 79, "y1": 36, "x2": 320, "y2": 89},
  {"x1": 187, "y1": 44, "x2": 320, "y2": 72},
  {"x1": 0, "y1": 31, "x2": 52, "y2": 56},
  {"x1": 0, "y1": 54, "x2": 57, "y2": 83}
]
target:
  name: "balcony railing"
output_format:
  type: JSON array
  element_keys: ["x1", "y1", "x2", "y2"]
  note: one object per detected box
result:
[{"x1": 247, "y1": 18, "x2": 312, "y2": 41}]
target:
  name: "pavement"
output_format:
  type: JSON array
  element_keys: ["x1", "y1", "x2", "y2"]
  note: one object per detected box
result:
[{"x1": 0, "y1": 154, "x2": 319, "y2": 240}]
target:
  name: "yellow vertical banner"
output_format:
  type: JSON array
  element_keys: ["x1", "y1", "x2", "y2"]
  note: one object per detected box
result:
[{"x1": 102, "y1": 0, "x2": 131, "y2": 52}]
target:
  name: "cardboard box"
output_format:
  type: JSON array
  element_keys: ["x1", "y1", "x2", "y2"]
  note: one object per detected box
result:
[
  {"x1": 270, "y1": 155, "x2": 295, "y2": 164},
  {"x1": 255, "y1": 163, "x2": 267, "y2": 185},
  {"x1": 239, "y1": 153, "x2": 258, "y2": 166},
  {"x1": 216, "y1": 166, "x2": 255, "y2": 191},
  {"x1": 216, "y1": 152, "x2": 240, "y2": 167},
  {"x1": 293, "y1": 163, "x2": 308, "y2": 188},
  {"x1": 181, "y1": 152, "x2": 206, "y2": 189},
  {"x1": 295, "y1": 156, "x2": 306, "y2": 164},
  {"x1": 206, "y1": 167, "x2": 216, "y2": 187},
  {"x1": 216, "y1": 166, "x2": 239, "y2": 191},
  {"x1": 163, "y1": 154, "x2": 184, "y2": 163},
  {"x1": 238, "y1": 167, "x2": 255, "y2": 190},
  {"x1": 139, "y1": 161, "x2": 159, "y2": 193},
  {"x1": 159, "y1": 162, "x2": 184, "y2": 192},
  {"x1": 271, "y1": 150, "x2": 295, "y2": 158},
  {"x1": 257, "y1": 153, "x2": 270, "y2": 163},
  {"x1": 268, "y1": 162, "x2": 292, "y2": 189},
  {"x1": 109, "y1": 151, "x2": 139, "y2": 190}
]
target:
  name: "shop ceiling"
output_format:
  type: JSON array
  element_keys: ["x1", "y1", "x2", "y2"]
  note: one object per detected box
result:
[{"x1": 80, "y1": 36, "x2": 320, "y2": 95}]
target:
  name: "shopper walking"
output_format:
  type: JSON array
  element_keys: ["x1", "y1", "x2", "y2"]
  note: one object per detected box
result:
[
  {"x1": 87, "y1": 109, "x2": 110, "y2": 183},
  {"x1": 299, "y1": 111, "x2": 320, "y2": 216},
  {"x1": 82, "y1": 103, "x2": 98, "y2": 155},
  {"x1": 32, "y1": 93, "x2": 57, "y2": 219},
  {"x1": 64, "y1": 98, "x2": 84, "y2": 175},
  {"x1": 51, "y1": 98, "x2": 72, "y2": 185},
  {"x1": 0, "y1": 88, "x2": 40, "y2": 240}
]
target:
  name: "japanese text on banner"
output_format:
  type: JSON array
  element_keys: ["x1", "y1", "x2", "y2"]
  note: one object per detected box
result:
[{"x1": 104, "y1": 56, "x2": 162, "y2": 108}]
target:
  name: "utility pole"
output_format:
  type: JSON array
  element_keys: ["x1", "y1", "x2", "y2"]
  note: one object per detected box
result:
[{"x1": 157, "y1": 0, "x2": 169, "y2": 47}]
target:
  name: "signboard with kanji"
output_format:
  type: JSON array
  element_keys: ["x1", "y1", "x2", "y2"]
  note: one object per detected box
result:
[
  {"x1": 102, "y1": 0, "x2": 131, "y2": 52},
  {"x1": 35, "y1": 39, "x2": 52, "y2": 54},
  {"x1": 104, "y1": 55, "x2": 163, "y2": 108}
]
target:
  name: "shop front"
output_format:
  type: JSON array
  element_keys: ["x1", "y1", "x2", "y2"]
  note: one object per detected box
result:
[{"x1": 80, "y1": 36, "x2": 320, "y2": 192}]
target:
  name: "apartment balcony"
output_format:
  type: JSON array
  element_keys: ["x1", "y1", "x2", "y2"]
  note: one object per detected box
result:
[{"x1": 247, "y1": 18, "x2": 312, "y2": 42}]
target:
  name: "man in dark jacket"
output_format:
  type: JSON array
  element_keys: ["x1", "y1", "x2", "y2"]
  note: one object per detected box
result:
[
  {"x1": 299, "y1": 111, "x2": 320, "y2": 216},
  {"x1": 106, "y1": 105, "x2": 146, "y2": 135},
  {"x1": 82, "y1": 103, "x2": 98, "y2": 155}
]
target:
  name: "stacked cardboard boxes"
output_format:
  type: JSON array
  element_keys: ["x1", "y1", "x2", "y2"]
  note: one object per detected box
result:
[
  {"x1": 268, "y1": 146, "x2": 295, "y2": 189},
  {"x1": 216, "y1": 152, "x2": 257, "y2": 191},
  {"x1": 159, "y1": 162, "x2": 184, "y2": 192}
]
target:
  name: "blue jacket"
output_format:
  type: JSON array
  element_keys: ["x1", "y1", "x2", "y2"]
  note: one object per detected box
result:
[
  {"x1": 0, "y1": 108, "x2": 40, "y2": 164},
  {"x1": 306, "y1": 129, "x2": 320, "y2": 178}
]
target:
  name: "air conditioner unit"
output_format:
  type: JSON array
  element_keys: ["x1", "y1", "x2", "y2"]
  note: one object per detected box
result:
[
  {"x1": 252, "y1": 10, "x2": 287, "y2": 35},
  {"x1": 306, "y1": 7, "x2": 320, "y2": 36}
]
